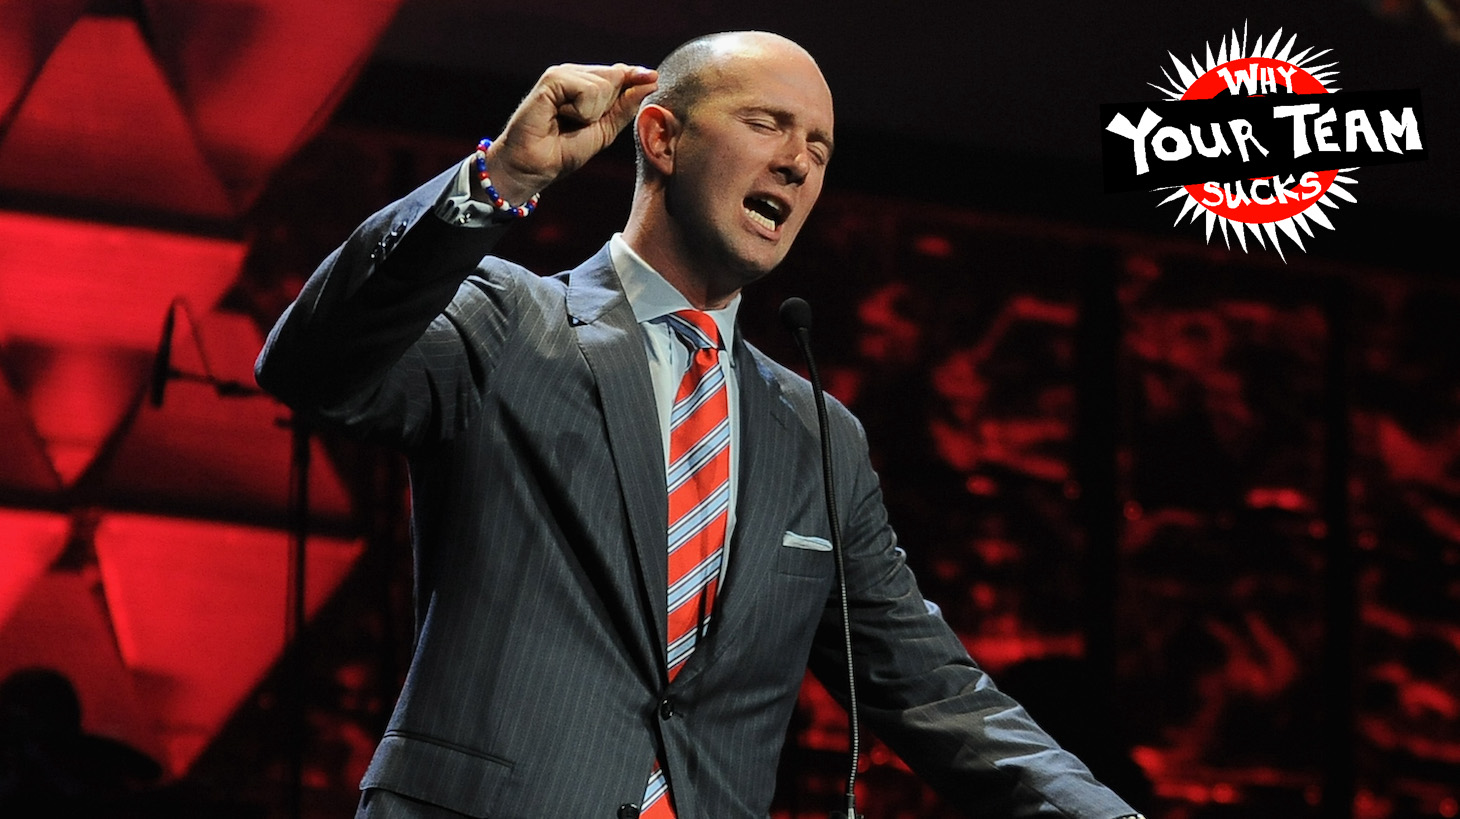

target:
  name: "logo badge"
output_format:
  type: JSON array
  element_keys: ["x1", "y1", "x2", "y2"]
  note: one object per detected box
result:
[{"x1": 1102, "y1": 25, "x2": 1427, "y2": 258}]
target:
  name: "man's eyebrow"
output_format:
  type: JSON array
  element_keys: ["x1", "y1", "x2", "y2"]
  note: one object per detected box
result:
[{"x1": 804, "y1": 122, "x2": 834, "y2": 158}]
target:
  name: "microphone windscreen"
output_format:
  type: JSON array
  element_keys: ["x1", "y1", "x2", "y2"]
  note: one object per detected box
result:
[{"x1": 779, "y1": 297, "x2": 813, "y2": 333}]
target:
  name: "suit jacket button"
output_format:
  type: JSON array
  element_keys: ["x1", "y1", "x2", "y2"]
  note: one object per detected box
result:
[
  {"x1": 658, "y1": 698, "x2": 675, "y2": 720},
  {"x1": 618, "y1": 804, "x2": 640, "y2": 818}
]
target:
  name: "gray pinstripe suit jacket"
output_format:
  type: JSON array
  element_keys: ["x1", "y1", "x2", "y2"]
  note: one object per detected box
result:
[{"x1": 255, "y1": 167, "x2": 1136, "y2": 819}]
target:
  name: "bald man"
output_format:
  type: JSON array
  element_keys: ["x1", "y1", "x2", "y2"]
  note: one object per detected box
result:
[{"x1": 258, "y1": 32, "x2": 1140, "y2": 819}]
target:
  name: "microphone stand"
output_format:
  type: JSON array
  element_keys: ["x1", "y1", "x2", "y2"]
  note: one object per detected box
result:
[
  {"x1": 285, "y1": 409, "x2": 310, "y2": 819},
  {"x1": 151, "y1": 300, "x2": 312, "y2": 819},
  {"x1": 781, "y1": 298, "x2": 865, "y2": 819}
]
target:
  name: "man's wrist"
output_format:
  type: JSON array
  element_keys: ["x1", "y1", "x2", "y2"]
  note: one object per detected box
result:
[{"x1": 477, "y1": 139, "x2": 541, "y2": 209}]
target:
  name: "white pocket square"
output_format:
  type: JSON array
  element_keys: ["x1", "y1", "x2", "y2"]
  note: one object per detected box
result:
[{"x1": 781, "y1": 532, "x2": 833, "y2": 552}]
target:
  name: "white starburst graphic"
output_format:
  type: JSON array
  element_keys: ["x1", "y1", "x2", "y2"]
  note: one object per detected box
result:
[{"x1": 1147, "y1": 24, "x2": 1359, "y2": 260}]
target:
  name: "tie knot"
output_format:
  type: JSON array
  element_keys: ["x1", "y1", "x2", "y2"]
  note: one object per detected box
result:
[{"x1": 665, "y1": 310, "x2": 723, "y2": 352}]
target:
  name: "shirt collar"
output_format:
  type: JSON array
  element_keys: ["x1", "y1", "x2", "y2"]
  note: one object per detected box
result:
[{"x1": 609, "y1": 233, "x2": 740, "y2": 352}]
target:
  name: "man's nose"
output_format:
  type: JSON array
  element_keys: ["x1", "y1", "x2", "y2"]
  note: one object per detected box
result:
[{"x1": 772, "y1": 142, "x2": 811, "y2": 185}]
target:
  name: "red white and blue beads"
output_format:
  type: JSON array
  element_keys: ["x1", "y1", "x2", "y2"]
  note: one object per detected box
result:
[{"x1": 474, "y1": 138, "x2": 539, "y2": 218}]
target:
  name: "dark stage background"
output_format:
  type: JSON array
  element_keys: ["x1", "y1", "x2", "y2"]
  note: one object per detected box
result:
[{"x1": 0, "y1": 1, "x2": 1456, "y2": 818}]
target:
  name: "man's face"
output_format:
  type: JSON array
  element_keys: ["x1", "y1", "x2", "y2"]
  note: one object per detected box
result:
[{"x1": 663, "y1": 41, "x2": 834, "y2": 287}]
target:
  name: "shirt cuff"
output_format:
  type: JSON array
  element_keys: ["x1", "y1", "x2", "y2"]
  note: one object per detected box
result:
[{"x1": 432, "y1": 156, "x2": 503, "y2": 227}]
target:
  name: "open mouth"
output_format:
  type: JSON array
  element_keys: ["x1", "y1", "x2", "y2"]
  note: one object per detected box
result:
[{"x1": 743, "y1": 195, "x2": 787, "y2": 233}]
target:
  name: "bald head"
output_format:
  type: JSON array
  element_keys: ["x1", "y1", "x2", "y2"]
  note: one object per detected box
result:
[{"x1": 634, "y1": 32, "x2": 825, "y2": 182}]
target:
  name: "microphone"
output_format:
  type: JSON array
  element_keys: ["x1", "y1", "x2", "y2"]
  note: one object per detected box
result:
[
  {"x1": 149, "y1": 298, "x2": 265, "y2": 407},
  {"x1": 779, "y1": 296, "x2": 814, "y2": 340},
  {"x1": 150, "y1": 299, "x2": 178, "y2": 407},
  {"x1": 779, "y1": 297, "x2": 864, "y2": 819}
]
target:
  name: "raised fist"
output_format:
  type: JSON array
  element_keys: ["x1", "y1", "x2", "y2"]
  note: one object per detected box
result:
[{"x1": 482, "y1": 63, "x2": 658, "y2": 205}]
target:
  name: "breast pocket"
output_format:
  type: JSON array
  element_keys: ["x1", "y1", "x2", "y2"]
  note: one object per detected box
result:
[{"x1": 775, "y1": 530, "x2": 835, "y2": 579}]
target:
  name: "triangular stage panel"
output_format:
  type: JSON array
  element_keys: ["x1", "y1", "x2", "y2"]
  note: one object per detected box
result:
[
  {"x1": 0, "y1": 16, "x2": 233, "y2": 218},
  {"x1": 0, "y1": 211, "x2": 246, "y2": 351},
  {"x1": 0, "y1": 568, "x2": 164, "y2": 768},
  {"x1": 94, "y1": 513, "x2": 363, "y2": 776},
  {"x1": 143, "y1": 0, "x2": 406, "y2": 207}
]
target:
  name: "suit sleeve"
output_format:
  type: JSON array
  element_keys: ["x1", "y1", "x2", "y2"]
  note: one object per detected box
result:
[
  {"x1": 806, "y1": 407, "x2": 1137, "y2": 819},
  {"x1": 254, "y1": 165, "x2": 519, "y2": 447}
]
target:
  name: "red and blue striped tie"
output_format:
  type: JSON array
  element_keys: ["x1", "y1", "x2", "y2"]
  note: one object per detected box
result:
[{"x1": 642, "y1": 309, "x2": 730, "y2": 818}]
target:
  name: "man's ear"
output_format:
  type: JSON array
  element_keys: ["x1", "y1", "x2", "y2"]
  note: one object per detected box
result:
[{"x1": 636, "y1": 103, "x2": 681, "y2": 177}]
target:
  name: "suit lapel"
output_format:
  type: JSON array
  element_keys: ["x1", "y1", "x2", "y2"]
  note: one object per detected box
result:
[{"x1": 567, "y1": 247, "x2": 670, "y2": 676}]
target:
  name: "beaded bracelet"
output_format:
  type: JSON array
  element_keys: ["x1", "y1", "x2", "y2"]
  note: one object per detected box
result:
[{"x1": 475, "y1": 138, "x2": 540, "y2": 218}]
